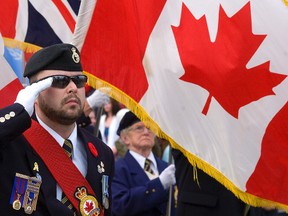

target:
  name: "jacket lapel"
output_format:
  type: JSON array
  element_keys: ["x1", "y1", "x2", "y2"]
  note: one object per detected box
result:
[{"x1": 124, "y1": 152, "x2": 150, "y2": 184}]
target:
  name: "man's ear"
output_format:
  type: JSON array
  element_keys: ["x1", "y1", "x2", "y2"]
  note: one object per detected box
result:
[{"x1": 120, "y1": 134, "x2": 129, "y2": 145}]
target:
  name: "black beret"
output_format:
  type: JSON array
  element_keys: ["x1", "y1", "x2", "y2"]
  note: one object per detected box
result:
[
  {"x1": 24, "y1": 43, "x2": 83, "y2": 78},
  {"x1": 117, "y1": 111, "x2": 141, "y2": 135}
]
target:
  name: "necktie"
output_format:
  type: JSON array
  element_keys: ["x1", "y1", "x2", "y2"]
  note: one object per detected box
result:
[
  {"x1": 63, "y1": 139, "x2": 73, "y2": 159},
  {"x1": 144, "y1": 158, "x2": 154, "y2": 175},
  {"x1": 61, "y1": 139, "x2": 76, "y2": 214}
]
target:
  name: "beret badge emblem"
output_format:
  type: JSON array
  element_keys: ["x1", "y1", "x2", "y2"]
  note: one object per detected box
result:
[{"x1": 71, "y1": 47, "x2": 80, "y2": 63}]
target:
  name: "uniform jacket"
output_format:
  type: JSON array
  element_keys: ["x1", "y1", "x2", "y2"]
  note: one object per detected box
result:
[
  {"x1": 111, "y1": 151, "x2": 175, "y2": 216},
  {"x1": 172, "y1": 149, "x2": 281, "y2": 216},
  {"x1": 0, "y1": 103, "x2": 114, "y2": 216},
  {"x1": 172, "y1": 149, "x2": 246, "y2": 216}
]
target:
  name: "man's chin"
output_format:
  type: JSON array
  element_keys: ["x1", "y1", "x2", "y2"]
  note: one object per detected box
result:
[
  {"x1": 58, "y1": 111, "x2": 82, "y2": 125},
  {"x1": 57, "y1": 117, "x2": 78, "y2": 125}
]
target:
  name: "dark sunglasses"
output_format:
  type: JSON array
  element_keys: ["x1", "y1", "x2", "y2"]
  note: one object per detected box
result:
[{"x1": 37, "y1": 75, "x2": 87, "y2": 89}]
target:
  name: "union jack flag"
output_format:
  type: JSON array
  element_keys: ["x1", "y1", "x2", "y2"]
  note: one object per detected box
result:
[
  {"x1": 0, "y1": 0, "x2": 81, "y2": 108},
  {"x1": 0, "y1": 0, "x2": 80, "y2": 48}
]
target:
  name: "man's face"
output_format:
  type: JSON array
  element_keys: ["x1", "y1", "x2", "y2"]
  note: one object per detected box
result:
[
  {"x1": 122, "y1": 121, "x2": 156, "y2": 153},
  {"x1": 34, "y1": 70, "x2": 86, "y2": 125}
]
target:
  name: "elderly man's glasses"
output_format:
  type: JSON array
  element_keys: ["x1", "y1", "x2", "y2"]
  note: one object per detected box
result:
[
  {"x1": 38, "y1": 75, "x2": 87, "y2": 89},
  {"x1": 129, "y1": 125, "x2": 151, "y2": 133}
]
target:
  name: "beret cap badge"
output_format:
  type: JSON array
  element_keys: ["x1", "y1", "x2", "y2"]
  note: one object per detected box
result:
[{"x1": 71, "y1": 47, "x2": 80, "y2": 63}]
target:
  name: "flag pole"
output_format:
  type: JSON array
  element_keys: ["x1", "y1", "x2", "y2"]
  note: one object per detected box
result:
[
  {"x1": 166, "y1": 143, "x2": 173, "y2": 216},
  {"x1": 93, "y1": 106, "x2": 103, "y2": 137}
]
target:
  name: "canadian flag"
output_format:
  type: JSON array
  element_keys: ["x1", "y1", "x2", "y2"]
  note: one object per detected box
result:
[{"x1": 73, "y1": 0, "x2": 288, "y2": 209}]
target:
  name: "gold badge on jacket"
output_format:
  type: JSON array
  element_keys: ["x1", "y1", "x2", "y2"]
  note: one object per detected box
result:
[
  {"x1": 10, "y1": 173, "x2": 42, "y2": 214},
  {"x1": 75, "y1": 186, "x2": 100, "y2": 216}
]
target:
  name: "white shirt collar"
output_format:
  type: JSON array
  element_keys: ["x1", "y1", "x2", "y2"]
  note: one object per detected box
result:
[{"x1": 129, "y1": 150, "x2": 158, "y2": 172}]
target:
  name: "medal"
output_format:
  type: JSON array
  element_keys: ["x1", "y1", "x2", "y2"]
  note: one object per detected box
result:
[
  {"x1": 101, "y1": 175, "x2": 109, "y2": 209},
  {"x1": 23, "y1": 176, "x2": 41, "y2": 214},
  {"x1": 10, "y1": 173, "x2": 28, "y2": 211},
  {"x1": 24, "y1": 204, "x2": 33, "y2": 214},
  {"x1": 10, "y1": 173, "x2": 42, "y2": 213},
  {"x1": 103, "y1": 197, "x2": 109, "y2": 209},
  {"x1": 12, "y1": 195, "x2": 21, "y2": 210}
]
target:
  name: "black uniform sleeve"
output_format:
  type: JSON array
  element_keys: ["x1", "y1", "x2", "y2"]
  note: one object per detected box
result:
[{"x1": 0, "y1": 103, "x2": 31, "y2": 142}]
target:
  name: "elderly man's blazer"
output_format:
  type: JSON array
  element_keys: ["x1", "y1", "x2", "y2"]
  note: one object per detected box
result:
[{"x1": 112, "y1": 151, "x2": 175, "y2": 216}]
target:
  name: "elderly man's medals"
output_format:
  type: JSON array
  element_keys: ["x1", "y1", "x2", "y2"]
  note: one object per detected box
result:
[
  {"x1": 75, "y1": 186, "x2": 101, "y2": 216},
  {"x1": 10, "y1": 173, "x2": 42, "y2": 214}
]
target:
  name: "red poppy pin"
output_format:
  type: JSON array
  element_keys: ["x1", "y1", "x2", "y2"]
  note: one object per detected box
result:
[{"x1": 88, "y1": 142, "x2": 98, "y2": 158}]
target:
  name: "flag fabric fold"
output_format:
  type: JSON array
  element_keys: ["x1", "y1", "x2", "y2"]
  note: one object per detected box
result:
[{"x1": 73, "y1": 0, "x2": 288, "y2": 210}]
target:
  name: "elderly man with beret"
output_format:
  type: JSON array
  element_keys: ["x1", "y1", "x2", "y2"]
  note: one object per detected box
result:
[
  {"x1": 111, "y1": 111, "x2": 176, "y2": 216},
  {"x1": 0, "y1": 43, "x2": 114, "y2": 216}
]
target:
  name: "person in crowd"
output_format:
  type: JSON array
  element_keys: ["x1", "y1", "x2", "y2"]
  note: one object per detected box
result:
[
  {"x1": 172, "y1": 149, "x2": 282, "y2": 216},
  {"x1": 112, "y1": 111, "x2": 176, "y2": 216},
  {"x1": 77, "y1": 108, "x2": 97, "y2": 134},
  {"x1": 77, "y1": 88, "x2": 110, "y2": 139},
  {"x1": 99, "y1": 97, "x2": 121, "y2": 157},
  {"x1": 0, "y1": 43, "x2": 114, "y2": 215}
]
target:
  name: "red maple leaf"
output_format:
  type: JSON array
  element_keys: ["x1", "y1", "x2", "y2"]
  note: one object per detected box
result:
[
  {"x1": 84, "y1": 201, "x2": 94, "y2": 212},
  {"x1": 172, "y1": 3, "x2": 287, "y2": 118}
]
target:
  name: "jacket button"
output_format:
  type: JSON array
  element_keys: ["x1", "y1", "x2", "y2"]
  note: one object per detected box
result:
[{"x1": 10, "y1": 111, "x2": 16, "y2": 117}]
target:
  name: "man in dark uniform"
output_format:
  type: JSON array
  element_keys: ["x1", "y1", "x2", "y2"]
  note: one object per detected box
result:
[
  {"x1": 172, "y1": 149, "x2": 281, "y2": 216},
  {"x1": 0, "y1": 43, "x2": 114, "y2": 215}
]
